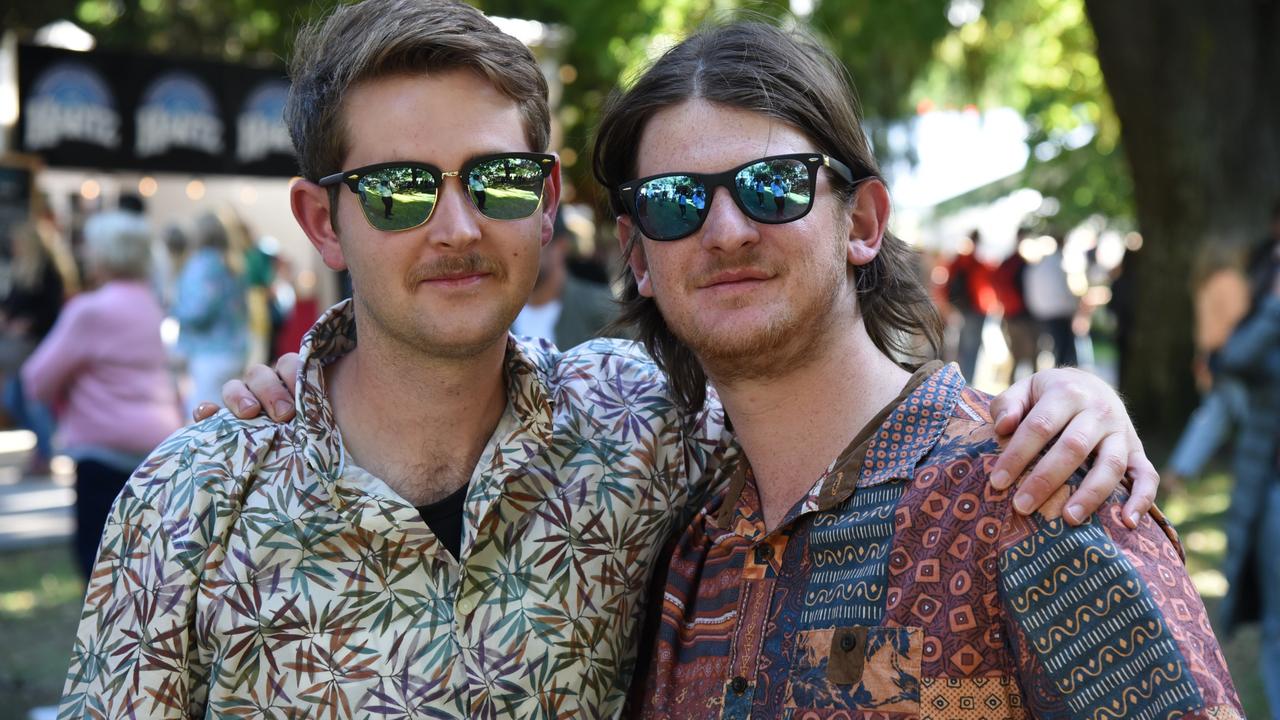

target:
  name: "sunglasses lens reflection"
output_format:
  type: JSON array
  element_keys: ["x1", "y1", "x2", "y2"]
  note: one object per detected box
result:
[
  {"x1": 734, "y1": 158, "x2": 812, "y2": 223},
  {"x1": 356, "y1": 167, "x2": 439, "y2": 231},
  {"x1": 634, "y1": 176, "x2": 708, "y2": 240},
  {"x1": 467, "y1": 157, "x2": 547, "y2": 220}
]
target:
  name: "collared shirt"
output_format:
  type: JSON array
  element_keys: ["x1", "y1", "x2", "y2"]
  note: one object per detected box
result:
[
  {"x1": 633, "y1": 363, "x2": 1243, "y2": 719},
  {"x1": 60, "y1": 300, "x2": 732, "y2": 719}
]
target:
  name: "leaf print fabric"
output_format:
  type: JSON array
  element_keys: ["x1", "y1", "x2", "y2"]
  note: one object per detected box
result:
[{"x1": 60, "y1": 299, "x2": 733, "y2": 720}]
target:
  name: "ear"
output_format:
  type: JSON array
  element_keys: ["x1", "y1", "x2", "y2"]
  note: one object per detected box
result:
[
  {"x1": 617, "y1": 215, "x2": 653, "y2": 298},
  {"x1": 539, "y1": 157, "x2": 563, "y2": 248},
  {"x1": 847, "y1": 178, "x2": 891, "y2": 267},
  {"x1": 292, "y1": 179, "x2": 346, "y2": 271}
]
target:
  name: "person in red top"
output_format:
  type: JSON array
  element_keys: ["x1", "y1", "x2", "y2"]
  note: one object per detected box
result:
[
  {"x1": 944, "y1": 230, "x2": 996, "y2": 382},
  {"x1": 991, "y1": 233, "x2": 1039, "y2": 384}
]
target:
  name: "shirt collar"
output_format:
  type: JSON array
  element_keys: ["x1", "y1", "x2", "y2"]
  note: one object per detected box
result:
[
  {"x1": 294, "y1": 300, "x2": 556, "y2": 510},
  {"x1": 710, "y1": 361, "x2": 964, "y2": 530}
]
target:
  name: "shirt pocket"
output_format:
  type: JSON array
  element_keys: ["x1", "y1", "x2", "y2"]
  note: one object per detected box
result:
[{"x1": 783, "y1": 625, "x2": 922, "y2": 716}]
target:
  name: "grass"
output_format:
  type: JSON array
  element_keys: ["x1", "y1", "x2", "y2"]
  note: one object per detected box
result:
[
  {"x1": 0, "y1": 544, "x2": 82, "y2": 719},
  {"x1": 0, "y1": 471, "x2": 1268, "y2": 717}
]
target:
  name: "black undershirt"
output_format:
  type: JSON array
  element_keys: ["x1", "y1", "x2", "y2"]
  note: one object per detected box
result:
[{"x1": 415, "y1": 482, "x2": 469, "y2": 561}]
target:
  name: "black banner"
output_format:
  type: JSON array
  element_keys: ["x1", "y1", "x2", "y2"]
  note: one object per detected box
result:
[{"x1": 17, "y1": 44, "x2": 297, "y2": 177}]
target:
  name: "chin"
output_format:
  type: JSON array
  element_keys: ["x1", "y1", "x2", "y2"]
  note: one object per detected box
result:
[
  {"x1": 675, "y1": 313, "x2": 804, "y2": 378},
  {"x1": 401, "y1": 311, "x2": 518, "y2": 360}
]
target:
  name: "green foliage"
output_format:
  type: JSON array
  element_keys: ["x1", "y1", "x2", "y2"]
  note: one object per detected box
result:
[
  {"x1": 4, "y1": 0, "x2": 1133, "y2": 221},
  {"x1": 907, "y1": 0, "x2": 1133, "y2": 226}
]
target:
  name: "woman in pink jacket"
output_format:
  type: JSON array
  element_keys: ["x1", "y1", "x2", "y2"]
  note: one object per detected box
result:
[{"x1": 23, "y1": 211, "x2": 183, "y2": 579}]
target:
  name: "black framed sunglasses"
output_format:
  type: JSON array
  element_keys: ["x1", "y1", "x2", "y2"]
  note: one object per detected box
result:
[
  {"x1": 617, "y1": 153, "x2": 867, "y2": 241},
  {"x1": 319, "y1": 152, "x2": 556, "y2": 232}
]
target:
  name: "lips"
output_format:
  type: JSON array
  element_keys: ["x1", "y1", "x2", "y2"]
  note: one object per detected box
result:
[
  {"x1": 424, "y1": 271, "x2": 488, "y2": 282},
  {"x1": 698, "y1": 268, "x2": 772, "y2": 288}
]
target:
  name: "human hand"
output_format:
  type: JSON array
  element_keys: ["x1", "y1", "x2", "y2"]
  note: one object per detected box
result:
[
  {"x1": 987, "y1": 367, "x2": 1157, "y2": 529},
  {"x1": 191, "y1": 353, "x2": 302, "y2": 423}
]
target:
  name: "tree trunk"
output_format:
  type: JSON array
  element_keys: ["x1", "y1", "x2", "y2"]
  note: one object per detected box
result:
[{"x1": 1084, "y1": 0, "x2": 1280, "y2": 437}]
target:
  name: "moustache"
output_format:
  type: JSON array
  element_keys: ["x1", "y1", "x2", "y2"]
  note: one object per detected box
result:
[{"x1": 407, "y1": 253, "x2": 506, "y2": 285}]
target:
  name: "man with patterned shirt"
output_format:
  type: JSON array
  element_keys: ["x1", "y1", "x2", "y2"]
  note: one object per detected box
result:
[
  {"x1": 593, "y1": 21, "x2": 1244, "y2": 720},
  {"x1": 66, "y1": 2, "x2": 1161, "y2": 719}
]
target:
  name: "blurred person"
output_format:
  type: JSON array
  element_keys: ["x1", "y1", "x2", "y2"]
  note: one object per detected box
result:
[
  {"x1": 243, "y1": 235, "x2": 278, "y2": 365},
  {"x1": 0, "y1": 220, "x2": 78, "y2": 473},
  {"x1": 1025, "y1": 233, "x2": 1080, "y2": 366},
  {"x1": 991, "y1": 232, "x2": 1037, "y2": 383},
  {"x1": 173, "y1": 211, "x2": 247, "y2": 416},
  {"x1": 1245, "y1": 199, "x2": 1280, "y2": 315},
  {"x1": 511, "y1": 214, "x2": 618, "y2": 348},
  {"x1": 942, "y1": 229, "x2": 994, "y2": 381},
  {"x1": 1161, "y1": 249, "x2": 1252, "y2": 491},
  {"x1": 1214, "y1": 265, "x2": 1280, "y2": 719},
  {"x1": 70, "y1": 1, "x2": 1160, "y2": 716},
  {"x1": 118, "y1": 192, "x2": 175, "y2": 309},
  {"x1": 20, "y1": 211, "x2": 183, "y2": 579},
  {"x1": 158, "y1": 222, "x2": 190, "y2": 307}
]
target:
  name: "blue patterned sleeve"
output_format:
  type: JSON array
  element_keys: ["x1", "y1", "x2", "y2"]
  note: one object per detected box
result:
[{"x1": 996, "y1": 490, "x2": 1244, "y2": 719}]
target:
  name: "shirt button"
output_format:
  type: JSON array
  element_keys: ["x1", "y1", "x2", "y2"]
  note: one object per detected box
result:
[
  {"x1": 457, "y1": 596, "x2": 477, "y2": 616},
  {"x1": 730, "y1": 676, "x2": 748, "y2": 694},
  {"x1": 840, "y1": 633, "x2": 858, "y2": 652}
]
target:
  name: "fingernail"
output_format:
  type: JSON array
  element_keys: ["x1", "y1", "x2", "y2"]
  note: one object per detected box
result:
[
  {"x1": 995, "y1": 411, "x2": 1007, "y2": 426},
  {"x1": 273, "y1": 400, "x2": 293, "y2": 418},
  {"x1": 1127, "y1": 511, "x2": 1140, "y2": 527},
  {"x1": 991, "y1": 469, "x2": 1010, "y2": 489},
  {"x1": 238, "y1": 398, "x2": 258, "y2": 413},
  {"x1": 1066, "y1": 504, "x2": 1084, "y2": 523},
  {"x1": 1013, "y1": 492, "x2": 1033, "y2": 514}
]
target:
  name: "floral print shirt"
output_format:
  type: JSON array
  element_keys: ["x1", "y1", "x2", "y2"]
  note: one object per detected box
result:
[{"x1": 60, "y1": 300, "x2": 732, "y2": 719}]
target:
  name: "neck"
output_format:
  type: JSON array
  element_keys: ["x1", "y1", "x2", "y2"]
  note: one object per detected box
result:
[
  {"x1": 327, "y1": 317, "x2": 509, "y2": 506},
  {"x1": 710, "y1": 319, "x2": 910, "y2": 531}
]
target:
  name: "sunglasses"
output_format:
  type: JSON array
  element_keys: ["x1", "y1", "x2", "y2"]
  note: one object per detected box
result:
[
  {"x1": 319, "y1": 152, "x2": 556, "y2": 232},
  {"x1": 616, "y1": 153, "x2": 865, "y2": 241}
]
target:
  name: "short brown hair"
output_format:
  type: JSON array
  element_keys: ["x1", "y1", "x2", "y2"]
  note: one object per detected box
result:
[
  {"x1": 593, "y1": 20, "x2": 942, "y2": 411},
  {"x1": 285, "y1": 0, "x2": 550, "y2": 181}
]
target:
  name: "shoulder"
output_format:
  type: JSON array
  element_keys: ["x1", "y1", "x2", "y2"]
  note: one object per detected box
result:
[
  {"x1": 551, "y1": 337, "x2": 667, "y2": 391},
  {"x1": 122, "y1": 411, "x2": 294, "y2": 521},
  {"x1": 921, "y1": 378, "x2": 1003, "y2": 465}
]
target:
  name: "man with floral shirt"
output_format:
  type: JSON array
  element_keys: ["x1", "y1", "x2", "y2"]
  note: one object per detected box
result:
[
  {"x1": 593, "y1": 21, "x2": 1243, "y2": 718},
  {"x1": 67, "y1": 1, "x2": 1159, "y2": 718}
]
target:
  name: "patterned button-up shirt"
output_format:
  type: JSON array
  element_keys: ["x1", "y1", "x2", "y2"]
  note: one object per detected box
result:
[
  {"x1": 633, "y1": 363, "x2": 1243, "y2": 719},
  {"x1": 60, "y1": 300, "x2": 732, "y2": 719}
]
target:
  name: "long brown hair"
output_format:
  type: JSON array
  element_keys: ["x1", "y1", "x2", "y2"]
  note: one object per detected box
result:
[{"x1": 593, "y1": 20, "x2": 942, "y2": 411}]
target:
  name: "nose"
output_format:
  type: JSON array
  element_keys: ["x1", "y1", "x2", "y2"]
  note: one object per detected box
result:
[
  {"x1": 425, "y1": 175, "x2": 481, "y2": 249},
  {"x1": 699, "y1": 186, "x2": 759, "y2": 253}
]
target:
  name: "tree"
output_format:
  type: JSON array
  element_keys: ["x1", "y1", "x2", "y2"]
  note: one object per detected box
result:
[{"x1": 1085, "y1": 0, "x2": 1280, "y2": 431}]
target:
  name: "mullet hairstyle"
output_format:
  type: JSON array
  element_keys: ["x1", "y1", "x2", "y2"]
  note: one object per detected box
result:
[
  {"x1": 593, "y1": 20, "x2": 943, "y2": 412},
  {"x1": 285, "y1": 0, "x2": 551, "y2": 183}
]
